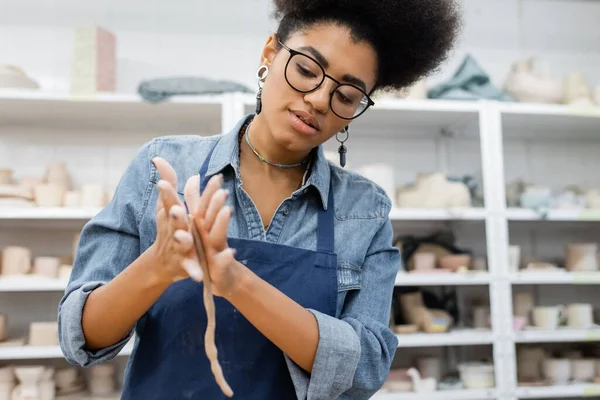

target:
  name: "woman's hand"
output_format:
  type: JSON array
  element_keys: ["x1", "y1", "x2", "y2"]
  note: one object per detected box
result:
[{"x1": 150, "y1": 157, "x2": 246, "y2": 298}]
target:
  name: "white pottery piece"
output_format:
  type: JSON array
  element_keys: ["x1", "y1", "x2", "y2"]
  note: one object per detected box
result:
[
  {"x1": 0, "y1": 314, "x2": 7, "y2": 342},
  {"x1": 406, "y1": 368, "x2": 436, "y2": 393},
  {"x1": 13, "y1": 366, "x2": 45, "y2": 400},
  {"x1": 504, "y1": 58, "x2": 563, "y2": 104},
  {"x1": 354, "y1": 164, "x2": 395, "y2": 207},
  {"x1": 572, "y1": 359, "x2": 595, "y2": 382},
  {"x1": 0, "y1": 65, "x2": 39, "y2": 90},
  {"x1": 63, "y1": 191, "x2": 82, "y2": 208},
  {"x1": 397, "y1": 172, "x2": 471, "y2": 208},
  {"x1": 0, "y1": 185, "x2": 34, "y2": 200},
  {"x1": 1, "y1": 247, "x2": 31, "y2": 276},
  {"x1": 0, "y1": 366, "x2": 14, "y2": 384},
  {"x1": 18, "y1": 177, "x2": 43, "y2": 192},
  {"x1": 533, "y1": 306, "x2": 565, "y2": 329},
  {"x1": 566, "y1": 243, "x2": 598, "y2": 272},
  {"x1": 567, "y1": 303, "x2": 594, "y2": 328},
  {"x1": 543, "y1": 358, "x2": 571, "y2": 384},
  {"x1": 55, "y1": 368, "x2": 78, "y2": 389},
  {"x1": 34, "y1": 184, "x2": 65, "y2": 207},
  {"x1": 585, "y1": 189, "x2": 600, "y2": 209},
  {"x1": 458, "y1": 362, "x2": 495, "y2": 389},
  {"x1": 412, "y1": 253, "x2": 436, "y2": 271},
  {"x1": 58, "y1": 265, "x2": 73, "y2": 281},
  {"x1": 28, "y1": 322, "x2": 59, "y2": 346},
  {"x1": 564, "y1": 73, "x2": 592, "y2": 105},
  {"x1": 416, "y1": 357, "x2": 442, "y2": 381},
  {"x1": 0, "y1": 170, "x2": 13, "y2": 185},
  {"x1": 593, "y1": 85, "x2": 600, "y2": 106},
  {"x1": 518, "y1": 347, "x2": 546, "y2": 381},
  {"x1": 46, "y1": 162, "x2": 71, "y2": 191},
  {"x1": 473, "y1": 305, "x2": 491, "y2": 329},
  {"x1": 514, "y1": 292, "x2": 534, "y2": 322},
  {"x1": 33, "y1": 257, "x2": 60, "y2": 279},
  {"x1": 508, "y1": 245, "x2": 521, "y2": 272}
]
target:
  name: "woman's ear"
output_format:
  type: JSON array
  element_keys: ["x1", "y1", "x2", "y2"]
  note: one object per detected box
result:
[{"x1": 259, "y1": 33, "x2": 279, "y2": 67}]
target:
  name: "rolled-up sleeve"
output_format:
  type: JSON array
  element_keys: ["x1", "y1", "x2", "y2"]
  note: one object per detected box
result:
[
  {"x1": 286, "y1": 201, "x2": 400, "y2": 399},
  {"x1": 58, "y1": 140, "x2": 154, "y2": 367}
]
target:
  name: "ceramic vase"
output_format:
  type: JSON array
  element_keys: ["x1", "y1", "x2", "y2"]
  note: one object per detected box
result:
[
  {"x1": 1, "y1": 247, "x2": 31, "y2": 276},
  {"x1": 543, "y1": 358, "x2": 571, "y2": 384},
  {"x1": 504, "y1": 58, "x2": 563, "y2": 104},
  {"x1": 572, "y1": 359, "x2": 595, "y2": 382},
  {"x1": 458, "y1": 362, "x2": 495, "y2": 389}
]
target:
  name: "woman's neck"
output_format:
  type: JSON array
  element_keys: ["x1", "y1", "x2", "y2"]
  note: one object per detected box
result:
[{"x1": 247, "y1": 115, "x2": 311, "y2": 166}]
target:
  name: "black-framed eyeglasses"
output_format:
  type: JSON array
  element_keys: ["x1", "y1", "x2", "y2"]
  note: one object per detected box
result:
[{"x1": 278, "y1": 41, "x2": 375, "y2": 120}]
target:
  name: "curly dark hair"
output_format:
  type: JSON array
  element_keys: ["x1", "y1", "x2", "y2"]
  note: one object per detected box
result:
[{"x1": 273, "y1": 0, "x2": 462, "y2": 92}]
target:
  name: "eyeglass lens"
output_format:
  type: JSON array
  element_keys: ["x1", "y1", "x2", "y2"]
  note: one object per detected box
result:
[{"x1": 286, "y1": 53, "x2": 369, "y2": 119}]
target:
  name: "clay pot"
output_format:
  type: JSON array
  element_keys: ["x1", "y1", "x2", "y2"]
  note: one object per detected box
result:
[
  {"x1": 566, "y1": 243, "x2": 598, "y2": 272},
  {"x1": 572, "y1": 359, "x2": 595, "y2": 382},
  {"x1": 439, "y1": 254, "x2": 472, "y2": 271},
  {"x1": 63, "y1": 191, "x2": 82, "y2": 208},
  {"x1": 459, "y1": 363, "x2": 495, "y2": 389},
  {"x1": 0, "y1": 314, "x2": 7, "y2": 342},
  {"x1": 28, "y1": 322, "x2": 59, "y2": 346},
  {"x1": 543, "y1": 358, "x2": 571, "y2": 384},
  {"x1": 34, "y1": 184, "x2": 65, "y2": 207},
  {"x1": 0, "y1": 170, "x2": 12, "y2": 185},
  {"x1": 33, "y1": 257, "x2": 60, "y2": 279},
  {"x1": 1, "y1": 246, "x2": 31, "y2": 276},
  {"x1": 46, "y1": 162, "x2": 71, "y2": 190}
]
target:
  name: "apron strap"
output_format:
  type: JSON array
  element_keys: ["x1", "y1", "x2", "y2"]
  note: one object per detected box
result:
[{"x1": 316, "y1": 188, "x2": 335, "y2": 254}]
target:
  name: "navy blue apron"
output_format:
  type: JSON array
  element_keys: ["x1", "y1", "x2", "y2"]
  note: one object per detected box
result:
[{"x1": 122, "y1": 141, "x2": 338, "y2": 399}]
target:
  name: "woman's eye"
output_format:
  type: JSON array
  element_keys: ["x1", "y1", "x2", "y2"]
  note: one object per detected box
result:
[
  {"x1": 336, "y1": 91, "x2": 353, "y2": 104},
  {"x1": 297, "y1": 64, "x2": 317, "y2": 78}
]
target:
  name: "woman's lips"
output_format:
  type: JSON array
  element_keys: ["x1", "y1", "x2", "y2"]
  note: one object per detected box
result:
[{"x1": 288, "y1": 111, "x2": 318, "y2": 135}]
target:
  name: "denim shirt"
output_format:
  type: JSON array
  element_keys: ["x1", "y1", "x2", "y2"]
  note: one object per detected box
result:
[{"x1": 58, "y1": 114, "x2": 400, "y2": 400}]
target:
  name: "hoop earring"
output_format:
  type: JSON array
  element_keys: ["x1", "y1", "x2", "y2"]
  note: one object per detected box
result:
[
  {"x1": 255, "y1": 65, "x2": 269, "y2": 115},
  {"x1": 336, "y1": 126, "x2": 349, "y2": 168}
]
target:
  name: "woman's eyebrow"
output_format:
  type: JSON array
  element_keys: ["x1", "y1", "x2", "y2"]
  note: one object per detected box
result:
[{"x1": 298, "y1": 45, "x2": 367, "y2": 91}]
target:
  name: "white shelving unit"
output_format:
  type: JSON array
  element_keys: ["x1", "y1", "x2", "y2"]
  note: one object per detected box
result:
[
  {"x1": 0, "y1": 342, "x2": 133, "y2": 361},
  {"x1": 1, "y1": 93, "x2": 600, "y2": 400},
  {"x1": 515, "y1": 384, "x2": 600, "y2": 399},
  {"x1": 373, "y1": 389, "x2": 498, "y2": 400}
]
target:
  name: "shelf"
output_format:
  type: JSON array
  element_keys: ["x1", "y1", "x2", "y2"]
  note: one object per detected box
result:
[
  {"x1": 389, "y1": 208, "x2": 486, "y2": 221},
  {"x1": 516, "y1": 383, "x2": 600, "y2": 399},
  {"x1": 0, "y1": 90, "x2": 224, "y2": 133},
  {"x1": 510, "y1": 271, "x2": 600, "y2": 285},
  {"x1": 0, "y1": 276, "x2": 69, "y2": 292},
  {"x1": 0, "y1": 207, "x2": 101, "y2": 220},
  {"x1": 499, "y1": 102, "x2": 600, "y2": 140},
  {"x1": 395, "y1": 330, "x2": 493, "y2": 348},
  {"x1": 0, "y1": 342, "x2": 133, "y2": 360},
  {"x1": 514, "y1": 328, "x2": 600, "y2": 343},
  {"x1": 395, "y1": 272, "x2": 490, "y2": 286},
  {"x1": 506, "y1": 208, "x2": 600, "y2": 221},
  {"x1": 373, "y1": 389, "x2": 497, "y2": 400}
]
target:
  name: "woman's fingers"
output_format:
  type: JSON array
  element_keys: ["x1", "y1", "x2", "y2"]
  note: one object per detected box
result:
[
  {"x1": 158, "y1": 180, "x2": 183, "y2": 216},
  {"x1": 183, "y1": 174, "x2": 201, "y2": 215},
  {"x1": 181, "y1": 258, "x2": 203, "y2": 282},
  {"x1": 204, "y1": 189, "x2": 229, "y2": 231},
  {"x1": 197, "y1": 174, "x2": 223, "y2": 218},
  {"x1": 152, "y1": 157, "x2": 178, "y2": 187},
  {"x1": 168, "y1": 205, "x2": 188, "y2": 236},
  {"x1": 209, "y1": 205, "x2": 232, "y2": 251}
]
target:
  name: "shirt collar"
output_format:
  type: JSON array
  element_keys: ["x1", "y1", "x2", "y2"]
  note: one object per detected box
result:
[{"x1": 205, "y1": 114, "x2": 331, "y2": 210}]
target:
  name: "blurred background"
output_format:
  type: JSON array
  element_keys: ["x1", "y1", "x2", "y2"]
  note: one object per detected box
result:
[{"x1": 1, "y1": 1, "x2": 600, "y2": 399}]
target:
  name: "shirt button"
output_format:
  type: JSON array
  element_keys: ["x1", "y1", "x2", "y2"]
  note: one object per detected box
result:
[{"x1": 282, "y1": 207, "x2": 290, "y2": 216}]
